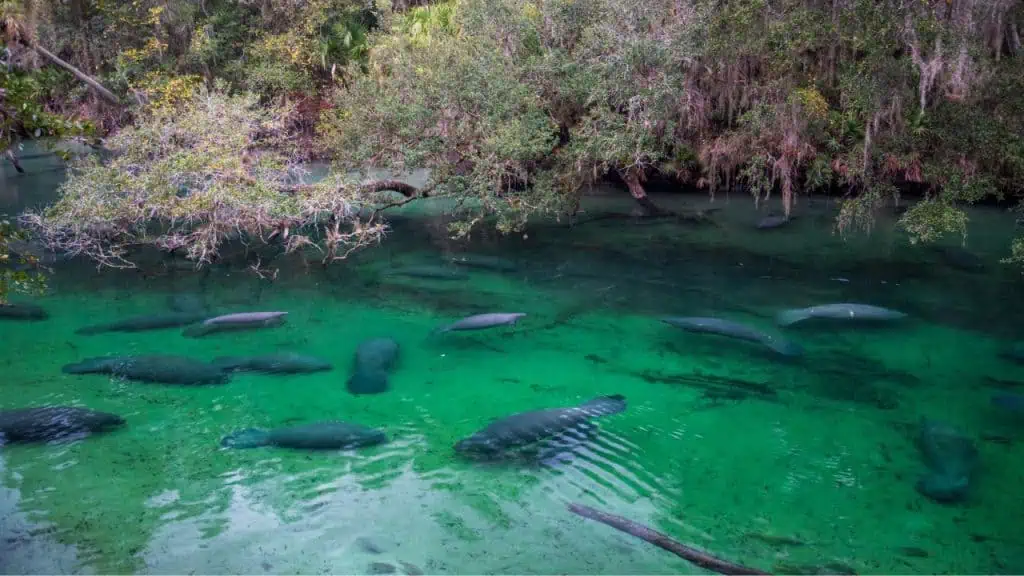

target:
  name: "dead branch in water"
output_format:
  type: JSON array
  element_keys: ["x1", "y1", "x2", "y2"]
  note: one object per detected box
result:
[{"x1": 566, "y1": 503, "x2": 768, "y2": 576}]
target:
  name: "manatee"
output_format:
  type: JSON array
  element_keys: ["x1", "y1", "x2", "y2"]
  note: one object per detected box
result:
[
  {"x1": 435, "y1": 312, "x2": 526, "y2": 333},
  {"x1": 992, "y1": 392, "x2": 1024, "y2": 412},
  {"x1": 76, "y1": 312, "x2": 208, "y2": 335},
  {"x1": 213, "y1": 352, "x2": 333, "y2": 375},
  {"x1": 661, "y1": 316, "x2": 803, "y2": 357},
  {"x1": 930, "y1": 245, "x2": 986, "y2": 272},
  {"x1": 915, "y1": 418, "x2": 978, "y2": 504},
  {"x1": 385, "y1": 265, "x2": 469, "y2": 280},
  {"x1": 775, "y1": 303, "x2": 907, "y2": 327},
  {"x1": 220, "y1": 421, "x2": 388, "y2": 450},
  {"x1": 0, "y1": 406, "x2": 124, "y2": 444},
  {"x1": 62, "y1": 355, "x2": 230, "y2": 385},
  {"x1": 757, "y1": 214, "x2": 792, "y2": 229},
  {"x1": 347, "y1": 338, "x2": 400, "y2": 395},
  {"x1": 448, "y1": 254, "x2": 518, "y2": 272},
  {"x1": 183, "y1": 311, "x2": 287, "y2": 337},
  {"x1": 999, "y1": 343, "x2": 1024, "y2": 364},
  {"x1": 0, "y1": 303, "x2": 48, "y2": 321},
  {"x1": 454, "y1": 394, "x2": 627, "y2": 457}
]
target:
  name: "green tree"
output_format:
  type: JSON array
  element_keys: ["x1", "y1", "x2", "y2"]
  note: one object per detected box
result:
[{"x1": 24, "y1": 85, "x2": 387, "y2": 269}]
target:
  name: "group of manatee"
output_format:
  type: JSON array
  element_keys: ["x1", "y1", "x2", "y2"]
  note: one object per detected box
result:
[
  {"x1": 659, "y1": 301, "x2": 986, "y2": 504},
  {"x1": 0, "y1": 291, "x2": 1019, "y2": 507},
  {"x1": 0, "y1": 294, "x2": 607, "y2": 458}
]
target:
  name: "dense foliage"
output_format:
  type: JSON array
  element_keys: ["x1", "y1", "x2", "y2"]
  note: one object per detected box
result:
[
  {"x1": 1, "y1": 0, "x2": 1023, "y2": 269},
  {"x1": 325, "y1": 0, "x2": 1024, "y2": 242},
  {"x1": 24, "y1": 86, "x2": 387, "y2": 267}
]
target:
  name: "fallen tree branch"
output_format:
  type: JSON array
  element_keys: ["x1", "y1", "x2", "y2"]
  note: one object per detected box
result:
[
  {"x1": 567, "y1": 502, "x2": 768, "y2": 576},
  {"x1": 27, "y1": 42, "x2": 119, "y2": 104}
]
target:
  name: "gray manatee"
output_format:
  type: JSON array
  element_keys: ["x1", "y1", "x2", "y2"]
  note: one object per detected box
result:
[
  {"x1": 448, "y1": 254, "x2": 518, "y2": 272},
  {"x1": 221, "y1": 421, "x2": 388, "y2": 450},
  {"x1": 213, "y1": 353, "x2": 332, "y2": 375},
  {"x1": 76, "y1": 312, "x2": 207, "y2": 335},
  {"x1": 775, "y1": 303, "x2": 907, "y2": 327},
  {"x1": 183, "y1": 311, "x2": 288, "y2": 337},
  {"x1": 0, "y1": 406, "x2": 125, "y2": 444},
  {"x1": 435, "y1": 313, "x2": 526, "y2": 333},
  {"x1": 661, "y1": 316, "x2": 803, "y2": 357},
  {"x1": 62, "y1": 355, "x2": 230, "y2": 385},
  {"x1": 454, "y1": 394, "x2": 627, "y2": 457},
  {"x1": 386, "y1": 265, "x2": 469, "y2": 281},
  {"x1": 757, "y1": 214, "x2": 792, "y2": 229},
  {"x1": 915, "y1": 418, "x2": 978, "y2": 504},
  {"x1": 0, "y1": 303, "x2": 48, "y2": 321},
  {"x1": 347, "y1": 338, "x2": 400, "y2": 395}
]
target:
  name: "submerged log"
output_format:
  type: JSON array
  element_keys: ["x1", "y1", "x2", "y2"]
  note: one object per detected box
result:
[
  {"x1": 622, "y1": 167, "x2": 670, "y2": 216},
  {"x1": 5, "y1": 149, "x2": 24, "y2": 173},
  {"x1": 567, "y1": 502, "x2": 769, "y2": 575}
]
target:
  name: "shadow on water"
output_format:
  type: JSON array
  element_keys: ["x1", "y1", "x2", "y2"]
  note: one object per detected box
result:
[{"x1": 3, "y1": 163, "x2": 1024, "y2": 573}]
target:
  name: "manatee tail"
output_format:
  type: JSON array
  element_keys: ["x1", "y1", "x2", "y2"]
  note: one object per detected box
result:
[
  {"x1": 774, "y1": 308, "x2": 811, "y2": 327},
  {"x1": 62, "y1": 357, "x2": 119, "y2": 374},
  {"x1": 762, "y1": 336, "x2": 804, "y2": 357},
  {"x1": 220, "y1": 428, "x2": 272, "y2": 449},
  {"x1": 580, "y1": 394, "x2": 627, "y2": 417}
]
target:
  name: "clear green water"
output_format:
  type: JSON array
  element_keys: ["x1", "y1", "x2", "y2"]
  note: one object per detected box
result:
[{"x1": 2, "y1": 163, "x2": 1024, "y2": 574}]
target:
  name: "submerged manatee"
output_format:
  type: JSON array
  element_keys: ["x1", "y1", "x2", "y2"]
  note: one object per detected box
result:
[
  {"x1": 213, "y1": 353, "x2": 332, "y2": 375},
  {"x1": 448, "y1": 254, "x2": 518, "y2": 272},
  {"x1": 915, "y1": 418, "x2": 978, "y2": 504},
  {"x1": 435, "y1": 313, "x2": 526, "y2": 334},
  {"x1": 756, "y1": 214, "x2": 792, "y2": 229},
  {"x1": 991, "y1": 392, "x2": 1024, "y2": 412},
  {"x1": 221, "y1": 421, "x2": 388, "y2": 450},
  {"x1": 0, "y1": 406, "x2": 125, "y2": 444},
  {"x1": 347, "y1": 338, "x2": 400, "y2": 395},
  {"x1": 62, "y1": 355, "x2": 230, "y2": 385},
  {"x1": 183, "y1": 311, "x2": 288, "y2": 337},
  {"x1": 454, "y1": 394, "x2": 627, "y2": 457},
  {"x1": 76, "y1": 312, "x2": 208, "y2": 335},
  {"x1": 661, "y1": 316, "x2": 803, "y2": 357},
  {"x1": 999, "y1": 342, "x2": 1024, "y2": 364},
  {"x1": 775, "y1": 303, "x2": 907, "y2": 327},
  {"x1": 386, "y1": 265, "x2": 469, "y2": 281},
  {"x1": 0, "y1": 303, "x2": 48, "y2": 321}
]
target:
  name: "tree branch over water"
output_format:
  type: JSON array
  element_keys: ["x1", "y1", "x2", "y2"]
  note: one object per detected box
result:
[{"x1": 21, "y1": 88, "x2": 391, "y2": 270}]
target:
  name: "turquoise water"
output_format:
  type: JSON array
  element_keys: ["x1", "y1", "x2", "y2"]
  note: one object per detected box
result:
[{"x1": 2, "y1": 165, "x2": 1024, "y2": 574}]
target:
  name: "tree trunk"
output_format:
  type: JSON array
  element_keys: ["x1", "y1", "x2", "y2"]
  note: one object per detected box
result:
[
  {"x1": 28, "y1": 42, "x2": 119, "y2": 104},
  {"x1": 621, "y1": 167, "x2": 668, "y2": 216},
  {"x1": 567, "y1": 503, "x2": 767, "y2": 575}
]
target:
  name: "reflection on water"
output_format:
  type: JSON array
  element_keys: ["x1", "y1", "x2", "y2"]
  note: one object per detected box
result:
[{"x1": 2, "y1": 162, "x2": 1024, "y2": 574}]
